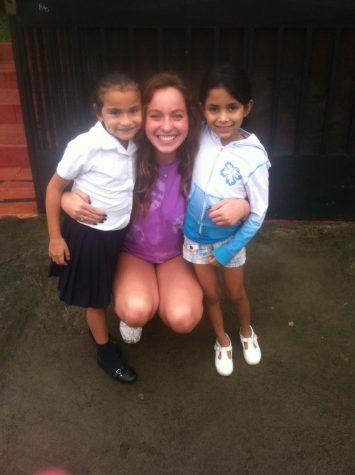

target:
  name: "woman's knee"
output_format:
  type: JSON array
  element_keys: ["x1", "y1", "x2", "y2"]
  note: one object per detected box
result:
[
  {"x1": 114, "y1": 297, "x2": 156, "y2": 327},
  {"x1": 163, "y1": 303, "x2": 203, "y2": 334}
]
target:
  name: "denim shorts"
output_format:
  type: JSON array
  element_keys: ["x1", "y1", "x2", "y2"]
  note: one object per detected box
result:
[{"x1": 183, "y1": 236, "x2": 246, "y2": 268}]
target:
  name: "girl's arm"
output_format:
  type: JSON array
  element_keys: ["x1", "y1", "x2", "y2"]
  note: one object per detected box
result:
[
  {"x1": 61, "y1": 190, "x2": 106, "y2": 225},
  {"x1": 46, "y1": 173, "x2": 72, "y2": 265},
  {"x1": 212, "y1": 165, "x2": 269, "y2": 266}
]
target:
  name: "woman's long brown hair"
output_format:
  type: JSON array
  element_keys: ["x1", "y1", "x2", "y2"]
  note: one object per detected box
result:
[{"x1": 133, "y1": 73, "x2": 201, "y2": 216}]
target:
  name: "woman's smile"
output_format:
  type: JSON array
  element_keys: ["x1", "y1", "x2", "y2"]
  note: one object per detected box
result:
[
  {"x1": 156, "y1": 134, "x2": 178, "y2": 142},
  {"x1": 145, "y1": 87, "x2": 189, "y2": 162}
]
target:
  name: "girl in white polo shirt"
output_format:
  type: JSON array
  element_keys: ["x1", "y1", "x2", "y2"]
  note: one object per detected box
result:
[{"x1": 46, "y1": 72, "x2": 142, "y2": 383}]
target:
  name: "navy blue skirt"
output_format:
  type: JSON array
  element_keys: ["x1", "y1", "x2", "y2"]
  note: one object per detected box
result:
[{"x1": 49, "y1": 217, "x2": 127, "y2": 309}]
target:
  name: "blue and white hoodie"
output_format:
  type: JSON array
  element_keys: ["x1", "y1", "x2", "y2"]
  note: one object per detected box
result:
[{"x1": 183, "y1": 124, "x2": 271, "y2": 265}]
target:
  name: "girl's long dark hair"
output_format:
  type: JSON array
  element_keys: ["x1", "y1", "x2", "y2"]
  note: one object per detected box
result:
[
  {"x1": 133, "y1": 73, "x2": 201, "y2": 216},
  {"x1": 199, "y1": 64, "x2": 252, "y2": 107}
]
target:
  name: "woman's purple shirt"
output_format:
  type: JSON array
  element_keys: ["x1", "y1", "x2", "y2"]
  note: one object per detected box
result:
[{"x1": 122, "y1": 160, "x2": 185, "y2": 263}]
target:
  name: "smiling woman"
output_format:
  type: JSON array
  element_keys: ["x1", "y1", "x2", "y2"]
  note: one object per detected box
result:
[
  {"x1": 145, "y1": 87, "x2": 189, "y2": 162},
  {"x1": 114, "y1": 73, "x2": 203, "y2": 336}
]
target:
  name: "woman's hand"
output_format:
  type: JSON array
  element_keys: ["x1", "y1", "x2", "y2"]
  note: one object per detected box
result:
[
  {"x1": 61, "y1": 190, "x2": 106, "y2": 225},
  {"x1": 209, "y1": 198, "x2": 250, "y2": 226}
]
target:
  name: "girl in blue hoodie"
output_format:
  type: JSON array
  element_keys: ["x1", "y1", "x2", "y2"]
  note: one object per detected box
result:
[{"x1": 183, "y1": 65, "x2": 270, "y2": 376}]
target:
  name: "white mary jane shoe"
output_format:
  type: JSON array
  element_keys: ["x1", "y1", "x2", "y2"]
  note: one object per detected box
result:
[
  {"x1": 119, "y1": 320, "x2": 142, "y2": 344},
  {"x1": 240, "y1": 325, "x2": 261, "y2": 365},
  {"x1": 214, "y1": 334, "x2": 233, "y2": 376}
]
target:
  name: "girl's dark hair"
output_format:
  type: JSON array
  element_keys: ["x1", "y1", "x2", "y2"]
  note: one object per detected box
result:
[
  {"x1": 134, "y1": 72, "x2": 201, "y2": 216},
  {"x1": 91, "y1": 71, "x2": 139, "y2": 115},
  {"x1": 199, "y1": 64, "x2": 252, "y2": 106}
]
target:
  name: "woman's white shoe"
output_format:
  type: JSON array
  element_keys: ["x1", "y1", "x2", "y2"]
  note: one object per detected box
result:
[
  {"x1": 240, "y1": 325, "x2": 261, "y2": 365},
  {"x1": 214, "y1": 334, "x2": 233, "y2": 376},
  {"x1": 119, "y1": 321, "x2": 142, "y2": 344}
]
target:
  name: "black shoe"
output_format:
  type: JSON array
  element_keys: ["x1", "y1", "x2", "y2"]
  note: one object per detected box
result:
[{"x1": 97, "y1": 356, "x2": 137, "y2": 384}]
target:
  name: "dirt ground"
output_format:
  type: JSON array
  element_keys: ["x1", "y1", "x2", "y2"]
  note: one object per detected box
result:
[{"x1": 0, "y1": 217, "x2": 354, "y2": 475}]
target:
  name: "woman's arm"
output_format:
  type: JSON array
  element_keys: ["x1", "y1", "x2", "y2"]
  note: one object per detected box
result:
[
  {"x1": 209, "y1": 198, "x2": 250, "y2": 226},
  {"x1": 61, "y1": 189, "x2": 106, "y2": 225}
]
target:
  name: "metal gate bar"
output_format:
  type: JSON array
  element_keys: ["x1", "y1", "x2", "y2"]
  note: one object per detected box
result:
[{"x1": 8, "y1": 18, "x2": 355, "y2": 218}]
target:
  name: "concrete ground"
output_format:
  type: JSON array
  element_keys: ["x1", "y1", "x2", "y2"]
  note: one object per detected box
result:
[{"x1": 0, "y1": 217, "x2": 354, "y2": 475}]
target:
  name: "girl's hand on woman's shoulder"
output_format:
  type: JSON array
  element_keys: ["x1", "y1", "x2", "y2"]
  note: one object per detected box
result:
[
  {"x1": 61, "y1": 189, "x2": 106, "y2": 225},
  {"x1": 209, "y1": 198, "x2": 250, "y2": 226}
]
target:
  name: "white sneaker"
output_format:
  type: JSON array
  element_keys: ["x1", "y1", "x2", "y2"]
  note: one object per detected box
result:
[
  {"x1": 214, "y1": 334, "x2": 233, "y2": 376},
  {"x1": 240, "y1": 325, "x2": 261, "y2": 365},
  {"x1": 119, "y1": 321, "x2": 142, "y2": 344}
]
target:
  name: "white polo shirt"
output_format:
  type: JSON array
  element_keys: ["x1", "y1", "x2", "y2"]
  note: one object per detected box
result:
[{"x1": 57, "y1": 121, "x2": 137, "y2": 231}]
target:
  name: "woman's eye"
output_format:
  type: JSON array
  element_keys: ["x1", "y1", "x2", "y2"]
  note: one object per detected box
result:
[
  {"x1": 228, "y1": 105, "x2": 238, "y2": 112},
  {"x1": 207, "y1": 106, "x2": 218, "y2": 113}
]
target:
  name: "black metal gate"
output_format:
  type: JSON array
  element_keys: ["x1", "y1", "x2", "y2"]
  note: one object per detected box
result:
[{"x1": 7, "y1": 0, "x2": 355, "y2": 219}]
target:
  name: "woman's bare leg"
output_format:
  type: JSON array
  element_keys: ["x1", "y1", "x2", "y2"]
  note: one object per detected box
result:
[
  {"x1": 113, "y1": 252, "x2": 159, "y2": 327},
  {"x1": 156, "y1": 256, "x2": 203, "y2": 333}
]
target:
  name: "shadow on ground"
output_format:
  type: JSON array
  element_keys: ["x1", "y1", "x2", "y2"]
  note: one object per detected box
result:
[{"x1": 0, "y1": 217, "x2": 354, "y2": 475}]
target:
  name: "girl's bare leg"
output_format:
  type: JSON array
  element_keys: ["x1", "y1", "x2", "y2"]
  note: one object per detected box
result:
[
  {"x1": 222, "y1": 266, "x2": 251, "y2": 338},
  {"x1": 156, "y1": 256, "x2": 203, "y2": 333},
  {"x1": 86, "y1": 307, "x2": 108, "y2": 344},
  {"x1": 113, "y1": 252, "x2": 159, "y2": 327},
  {"x1": 192, "y1": 264, "x2": 230, "y2": 347}
]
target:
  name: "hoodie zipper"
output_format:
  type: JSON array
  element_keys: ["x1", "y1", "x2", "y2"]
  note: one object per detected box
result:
[{"x1": 198, "y1": 146, "x2": 224, "y2": 235}]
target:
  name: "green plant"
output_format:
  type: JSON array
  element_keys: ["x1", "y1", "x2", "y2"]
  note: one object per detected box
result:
[{"x1": 0, "y1": 11, "x2": 10, "y2": 41}]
